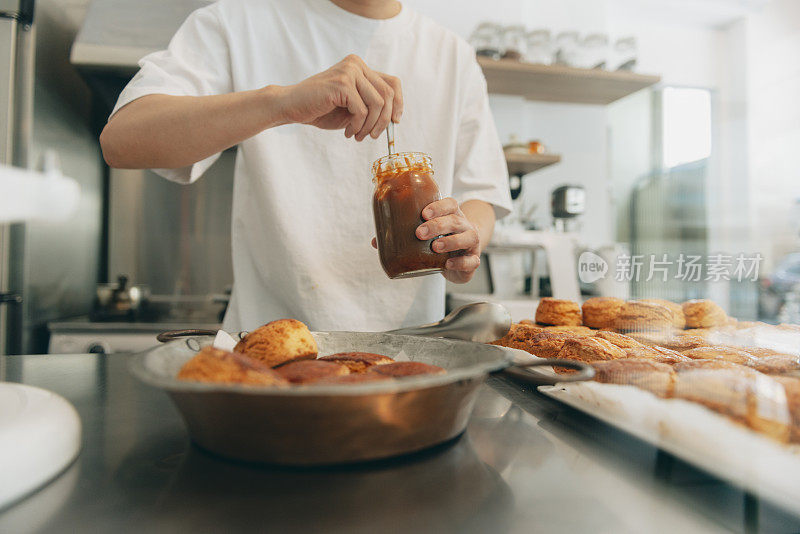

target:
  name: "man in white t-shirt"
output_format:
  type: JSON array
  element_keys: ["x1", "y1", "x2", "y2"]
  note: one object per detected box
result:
[{"x1": 100, "y1": 0, "x2": 512, "y2": 332}]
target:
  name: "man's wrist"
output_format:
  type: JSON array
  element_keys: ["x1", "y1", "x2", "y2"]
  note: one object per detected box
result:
[{"x1": 256, "y1": 84, "x2": 292, "y2": 129}]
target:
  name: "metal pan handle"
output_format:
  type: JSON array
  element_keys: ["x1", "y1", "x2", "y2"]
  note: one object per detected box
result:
[
  {"x1": 501, "y1": 359, "x2": 595, "y2": 386},
  {"x1": 156, "y1": 329, "x2": 219, "y2": 343}
]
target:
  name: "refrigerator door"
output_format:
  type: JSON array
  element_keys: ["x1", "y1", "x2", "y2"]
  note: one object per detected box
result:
[{"x1": 0, "y1": 16, "x2": 19, "y2": 360}]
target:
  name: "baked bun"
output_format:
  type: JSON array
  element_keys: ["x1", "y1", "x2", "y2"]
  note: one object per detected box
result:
[
  {"x1": 682, "y1": 299, "x2": 728, "y2": 328},
  {"x1": 535, "y1": 298, "x2": 582, "y2": 326},
  {"x1": 592, "y1": 330, "x2": 643, "y2": 349},
  {"x1": 557, "y1": 337, "x2": 627, "y2": 363},
  {"x1": 177, "y1": 347, "x2": 288, "y2": 386},
  {"x1": 275, "y1": 360, "x2": 349, "y2": 384},
  {"x1": 368, "y1": 361, "x2": 446, "y2": 377},
  {"x1": 613, "y1": 301, "x2": 677, "y2": 332},
  {"x1": 234, "y1": 319, "x2": 318, "y2": 367},
  {"x1": 509, "y1": 330, "x2": 577, "y2": 359},
  {"x1": 581, "y1": 297, "x2": 625, "y2": 329},
  {"x1": 682, "y1": 346, "x2": 756, "y2": 365},
  {"x1": 624, "y1": 346, "x2": 691, "y2": 365},
  {"x1": 318, "y1": 352, "x2": 394, "y2": 373},
  {"x1": 490, "y1": 323, "x2": 544, "y2": 349},
  {"x1": 592, "y1": 358, "x2": 676, "y2": 397},
  {"x1": 638, "y1": 299, "x2": 686, "y2": 329}
]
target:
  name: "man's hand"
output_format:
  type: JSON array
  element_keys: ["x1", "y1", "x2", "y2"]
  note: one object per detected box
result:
[
  {"x1": 275, "y1": 54, "x2": 403, "y2": 141},
  {"x1": 416, "y1": 198, "x2": 482, "y2": 283}
]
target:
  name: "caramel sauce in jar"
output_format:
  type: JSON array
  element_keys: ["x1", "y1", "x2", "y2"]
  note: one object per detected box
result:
[{"x1": 371, "y1": 152, "x2": 448, "y2": 279}]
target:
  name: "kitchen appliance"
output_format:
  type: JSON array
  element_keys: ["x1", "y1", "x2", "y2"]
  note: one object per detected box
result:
[
  {"x1": 0, "y1": 0, "x2": 103, "y2": 357},
  {"x1": 90, "y1": 274, "x2": 150, "y2": 322},
  {"x1": 551, "y1": 184, "x2": 586, "y2": 232},
  {"x1": 130, "y1": 331, "x2": 593, "y2": 465}
]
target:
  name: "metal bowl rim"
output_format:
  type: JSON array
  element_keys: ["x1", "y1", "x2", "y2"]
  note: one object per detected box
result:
[{"x1": 128, "y1": 331, "x2": 514, "y2": 397}]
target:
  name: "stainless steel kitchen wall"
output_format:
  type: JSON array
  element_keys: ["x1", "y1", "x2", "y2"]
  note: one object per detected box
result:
[
  {"x1": 108, "y1": 152, "x2": 234, "y2": 296},
  {"x1": 9, "y1": 0, "x2": 103, "y2": 354}
]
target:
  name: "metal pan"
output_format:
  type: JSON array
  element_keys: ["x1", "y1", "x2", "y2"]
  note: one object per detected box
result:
[{"x1": 130, "y1": 331, "x2": 593, "y2": 465}]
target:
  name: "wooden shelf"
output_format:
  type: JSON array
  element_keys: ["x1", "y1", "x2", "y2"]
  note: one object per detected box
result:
[
  {"x1": 479, "y1": 57, "x2": 661, "y2": 105},
  {"x1": 505, "y1": 152, "x2": 561, "y2": 175}
]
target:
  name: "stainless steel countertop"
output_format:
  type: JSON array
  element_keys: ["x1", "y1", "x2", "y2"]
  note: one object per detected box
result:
[{"x1": 2, "y1": 353, "x2": 799, "y2": 533}]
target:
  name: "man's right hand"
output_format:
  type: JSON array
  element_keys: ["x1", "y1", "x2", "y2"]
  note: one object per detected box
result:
[{"x1": 274, "y1": 55, "x2": 403, "y2": 142}]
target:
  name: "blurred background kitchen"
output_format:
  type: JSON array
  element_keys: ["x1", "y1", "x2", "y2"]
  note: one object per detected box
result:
[{"x1": 1, "y1": 0, "x2": 798, "y2": 356}]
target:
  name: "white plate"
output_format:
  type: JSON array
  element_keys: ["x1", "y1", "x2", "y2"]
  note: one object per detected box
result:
[{"x1": 0, "y1": 383, "x2": 81, "y2": 509}]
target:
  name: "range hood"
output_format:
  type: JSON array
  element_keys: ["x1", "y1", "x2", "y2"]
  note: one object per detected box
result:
[{"x1": 70, "y1": 0, "x2": 210, "y2": 73}]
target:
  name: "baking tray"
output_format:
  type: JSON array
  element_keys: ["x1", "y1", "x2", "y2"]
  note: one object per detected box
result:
[{"x1": 538, "y1": 381, "x2": 800, "y2": 516}]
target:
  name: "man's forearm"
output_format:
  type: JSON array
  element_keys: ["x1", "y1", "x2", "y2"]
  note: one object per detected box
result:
[
  {"x1": 461, "y1": 199, "x2": 496, "y2": 253},
  {"x1": 100, "y1": 86, "x2": 288, "y2": 169}
]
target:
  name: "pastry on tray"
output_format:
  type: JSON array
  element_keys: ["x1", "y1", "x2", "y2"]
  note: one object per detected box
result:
[
  {"x1": 747, "y1": 354, "x2": 800, "y2": 375},
  {"x1": 535, "y1": 297, "x2": 583, "y2": 326},
  {"x1": 275, "y1": 360, "x2": 350, "y2": 384},
  {"x1": 773, "y1": 377, "x2": 800, "y2": 443},
  {"x1": 673, "y1": 359, "x2": 758, "y2": 375},
  {"x1": 557, "y1": 337, "x2": 627, "y2": 363},
  {"x1": 542, "y1": 325, "x2": 594, "y2": 335},
  {"x1": 177, "y1": 346, "x2": 288, "y2": 386},
  {"x1": 638, "y1": 299, "x2": 686, "y2": 329},
  {"x1": 682, "y1": 299, "x2": 728, "y2": 328},
  {"x1": 612, "y1": 301, "x2": 677, "y2": 332},
  {"x1": 367, "y1": 361, "x2": 446, "y2": 377},
  {"x1": 234, "y1": 319, "x2": 318, "y2": 367},
  {"x1": 592, "y1": 330, "x2": 643, "y2": 349},
  {"x1": 318, "y1": 352, "x2": 394, "y2": 373},
  {"x1": 681, "y1": 346, "x2": 757, "y2": 366},
  {"x1": 673, "y1": 369, "x2": 790, "y2": 443},
  {"x1": 592, "y1": 358, "x2": 676, "y2": 398},
  {"x1": 581, "y1": 297, "x2": 625, "y2": 329},
  {"x1": 623, "y1": 345, "x2": 691, "y2": 365}
]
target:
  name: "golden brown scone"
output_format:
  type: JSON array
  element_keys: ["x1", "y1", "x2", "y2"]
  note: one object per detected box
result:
[
  {"x1": 234, "y1": 319, "x2": 318, "y2": 367},
  {"x1": 773, "y1": 377, "x2": 800, "y2": 443},
  {"x1": 613, "y1": 301, "x2": 677, "y2": 332},
  {"x1": 639, "y1": 299, "x2": 686, "y2": 329},
  {"x1": 177, "y1": 347, "x2": 288, "y2": 386},
  {"x1": 489, "y1": 323, "x2": 545, "y2": 351},
  {"x1": 535, "y1": 298, "x2": 582, "y2": 326},
  {"x1": 557, "y1": 337, "x2": 627, "y2": 363},
  {"x1": 581, "y1": 297, "x2": 625, "y2": 329},
  {"x1": 626, "y1": 331, "x2": 707, "y2": 351},
  {"x1": 318, "y1": 352, "x2": 394, "y2": 373},
  {"x1": 592, "y1": 358, "x2": 676, "y2": 397},
  {"x1": 368, "y1": 361, "x2": 446, "y2": 377},
  {"x1": 624, "y1": 346, "x2": 691, "y2": 364},
  {"x1": 317, "y1": 373, "x2": 393, "y2": 384},
  {"x1": 682, "y1": 299, "x2": 728, "y2": 328},
  {"x1": 674, "y1": 370, "x2": 790, "y2": 442},
  {"x1": 275, "y1": 360, "x2": 349, "y2": 384},
  {"x1": 510, "y1": 331, "x2": 577, "y2": 359},
  {"x1": 682, "y1": 346, "x2": 757, "y2": 366},
  {"x1": 593, "y1": 330, "x2": 643, "y2": 349},
  {"x1": 542, "y1": 325, "x2": 594, "y2": 336},
  {"x1": 746, "y1": 354, "x2": 800, "y2": 375}
]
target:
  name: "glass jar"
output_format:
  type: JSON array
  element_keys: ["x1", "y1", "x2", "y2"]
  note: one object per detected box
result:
[
  {"x1": 470, "y1": 22, "x2": 503, "y2": 60},
  {"x1": 371, "y1": 152, "x2": 448, "y2": 279},
  {"x1": 501, "y1": 25, "x2": 527, "y2": 61},
  {"x1": 525, "y1": 29, "x2": 552, "y2": 65},
  {"x1": 577, "y1": 33, "x2": 609, "y2": 69},
  {"x1": 554, "y1": 31, "x2": 579, "y2": 66}
]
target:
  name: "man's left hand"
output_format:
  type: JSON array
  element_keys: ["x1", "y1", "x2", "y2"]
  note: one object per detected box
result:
[{"x1": 417, "y1": 198, "x2": 481, "y2": 284}]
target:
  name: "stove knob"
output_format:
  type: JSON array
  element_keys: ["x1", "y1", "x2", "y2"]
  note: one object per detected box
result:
[{"x1": 87, "y1": 342, "x2": 110, "y2": 355}]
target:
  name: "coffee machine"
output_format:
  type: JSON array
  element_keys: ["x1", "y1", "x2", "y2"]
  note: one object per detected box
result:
[{"x1": 551, "y1": 185, "x2": 586, "y2": 232}]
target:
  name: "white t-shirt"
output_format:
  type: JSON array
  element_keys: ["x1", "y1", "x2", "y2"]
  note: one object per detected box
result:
[{"x1": 112, "y1": 0, "x2": 512, "y2": 332}]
